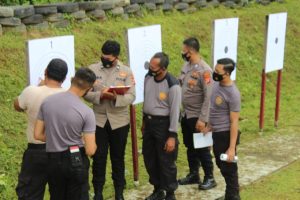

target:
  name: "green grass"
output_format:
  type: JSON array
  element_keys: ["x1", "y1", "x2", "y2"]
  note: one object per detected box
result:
[
  {"x1": 1, "y1": 0, "x2": 300, "y2": 199},
  {"x1": 241, "y1": 160, "x2": 300, "y2": 200}
]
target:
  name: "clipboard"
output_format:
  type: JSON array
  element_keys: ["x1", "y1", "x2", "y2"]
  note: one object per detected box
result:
[{"x1": 107, "y1": 85, "x2": 131, "y2": 95}]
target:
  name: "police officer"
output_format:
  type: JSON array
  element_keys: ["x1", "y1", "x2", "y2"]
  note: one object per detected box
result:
[
  {"x1": 207, "y1": 58, "x2": 241, "y2": 200},
  {"x1": 178, "y1": 38, "x2": 216, "y2": 190},
  {"x1": 14, "y1": 59, "x2": 67, "y2": 200},
  {"x1": 142, "y1": 52, "x2": 181, "y2": 200},
  {"x1": 84, "y1": 40, "x2": 136, "y2": 200},
  {"x1": 34, "y1": 67, "x2": 97, "y2": 200}
]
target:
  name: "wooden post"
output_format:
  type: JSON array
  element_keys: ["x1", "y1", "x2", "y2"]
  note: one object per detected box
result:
[
  {"x1": 259, "y1": 69, "x2": 267, "y2": 131},
  {"x1": 274, "y1": 70, "x2": 282, "y2": 127},
  {"x1": 130, "y1": 105, "x2": 139, "y2": 182}
]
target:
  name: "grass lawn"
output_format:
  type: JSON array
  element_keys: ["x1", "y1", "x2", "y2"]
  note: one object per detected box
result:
[
  {"x1": 241, "y1": 160, "x2": 300, "y2": 200},
  {"x1": 1, "y1": 0, "x2": 300, "y2": 199}
]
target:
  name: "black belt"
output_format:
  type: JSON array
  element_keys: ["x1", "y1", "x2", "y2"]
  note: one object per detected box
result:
[
  {"x1": 143, "y1": 114, "x2": 169, "y2": 120},
  {"x1": 47, "y1": 147, "x2": 85, "y2": 159},
  {"x1": 213, "y1": 131, "x2": 229, "y2": 134},
  {"x1": 27, "y1": 143, "x2": 46, "y2": 150}
]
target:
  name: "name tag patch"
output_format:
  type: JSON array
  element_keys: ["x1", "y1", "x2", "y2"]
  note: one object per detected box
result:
[{"x1": 69, "y1": 145, "x2": 80, "y2": 153}]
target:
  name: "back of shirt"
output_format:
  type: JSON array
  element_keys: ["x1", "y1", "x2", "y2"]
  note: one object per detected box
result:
[
  {"x1": 209, "y1": 82, "x2": 241, "y2": 132},
  {"x1": 38, "y1": 92, "x2": 96, "y2": 152},
  {"x1": 18, "y1": 85, "x2": 65, "y2": 144}
]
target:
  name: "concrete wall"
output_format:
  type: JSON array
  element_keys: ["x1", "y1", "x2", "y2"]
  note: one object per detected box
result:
[{"x1": 0, "y1": 0, "x2": 283, "y2": 35}]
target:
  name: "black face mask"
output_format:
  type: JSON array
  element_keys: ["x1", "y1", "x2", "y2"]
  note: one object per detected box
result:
[
  {"x1": 149, "y1": 68, "x2": 161, "y2": 77},
  {"x1": 213, "y1": 72, "x2": 226, "y2": 82},
  {"x1": 181, "y1": 52, "x2": 191, "y2": 62},
  {"x1": 101, "y1": 57, "x2": 115, "y2": 68}
]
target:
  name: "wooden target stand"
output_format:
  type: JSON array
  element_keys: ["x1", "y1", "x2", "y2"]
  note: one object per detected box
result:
[
  {"x1": 259, "y1": 69, "x2": 283, "y2": 131},
  {"x1": 259, "y1": 13, "x2": 287, "y2": 131}
]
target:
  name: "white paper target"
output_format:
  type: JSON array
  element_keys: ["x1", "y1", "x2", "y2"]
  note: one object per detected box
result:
[
  {"x1": 127, "y1": 25, "x2": 162, "y2": 104},
  {"x1": 212, "y1": 18, "x2": 239, "y2": 80},
  {"x1": 265, "y1": 13, "x2": 287, "y2": 73},
  {"x1": 26, "y1": 35, "x2": 75, "y2": 89}
]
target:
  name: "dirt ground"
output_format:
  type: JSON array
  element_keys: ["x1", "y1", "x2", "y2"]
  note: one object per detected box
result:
[{"x1": 116, "y1": 132, "x2": 300, "y2": 200}]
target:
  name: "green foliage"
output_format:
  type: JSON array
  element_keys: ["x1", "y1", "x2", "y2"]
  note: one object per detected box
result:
[
  {"x1": 0, "y1": 0, "x2": 19, "y2": 6},
  {"x1": 0, "y1": 0, "x2": 300, "y2": 199}
]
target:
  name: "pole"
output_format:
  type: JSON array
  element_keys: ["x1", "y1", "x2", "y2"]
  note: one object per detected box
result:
[
  {"x1": 130, "y1": 105, "x2": 139, "y2": 183},
  {"x1": 259, "y1": 69, "x2": 267, "y2": 131},
  {"x1": 274, "y1": 70, "x2": 282, "y2": 127}
]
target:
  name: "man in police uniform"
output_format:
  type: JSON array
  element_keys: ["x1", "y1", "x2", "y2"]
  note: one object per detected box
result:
[
  {"x1": 34, "y1": 67, "x2": 97, "y2": 200},
  {"x1": 142, "y1": 52, "x2": 181, "y2": 200},
  {"x1": 84, "y1": 40, "x2": 136, "y2": 200},
  {"x1": 207, "y1": 58, "x2": 241, "y2": 200},
  {"x1": 14, "y1": 59, "x2": 67, "y2": 200},
  {"x1": 178, "y1": 38, "x2": 216, "y2": 190}
]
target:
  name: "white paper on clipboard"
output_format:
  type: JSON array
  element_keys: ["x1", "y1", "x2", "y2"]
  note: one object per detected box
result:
[{"x1": 193, "y1": 132, "x2": 213, "y2": 149}]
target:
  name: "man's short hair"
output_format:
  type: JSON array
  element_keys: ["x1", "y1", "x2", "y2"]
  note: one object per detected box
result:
[
  {"x1": 152, "y1": 52, "x2": 169, "y2": 69},
  {"x1": 101, "y1": 40, "x2": 120, "y2": 56},
  {"x1": 183, "y1": 37, "x2": 200, "y2": 52},
  {"x1": 72, "y1": 67, "x2": 96, "y2": 89},
  {"x1": 46, "y1": 59, "x2": 68, "y2": 82},
  {"x1": 217, "y1": 58, "x2": 236, "y2": 75}
]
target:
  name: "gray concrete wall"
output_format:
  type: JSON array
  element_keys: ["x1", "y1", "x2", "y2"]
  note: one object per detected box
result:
[{"x1": 0, "y1": 0, "x2": 282, "y2": 34}]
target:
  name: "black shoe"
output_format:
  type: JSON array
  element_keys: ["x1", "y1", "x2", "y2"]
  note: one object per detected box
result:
[
  {"x1": 145, "y1": 189, "x2": 165, "y2": 200},
  {"x1": 198, "y1": 176, "x2": 217, "y2": 190},
  {"x1": 93, "y1": 191, "x2": 103, "y2": 200},
  {"x1": 115, "y1": 194, "x2": 124, "y2": 200},
  {"x1": 165, "y1": 191, "x2": 176, "y2": 200},
  {"x1": 178, "y1": 173, "x2": 200, "y2": 185},
  {"x1": 115, "y1": 187, "x2": 125, "y2": 200}
]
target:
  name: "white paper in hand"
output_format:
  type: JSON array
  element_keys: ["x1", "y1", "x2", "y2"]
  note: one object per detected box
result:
[{"x1": 193, "y1": 132, "x2": 213, "y2": 149}]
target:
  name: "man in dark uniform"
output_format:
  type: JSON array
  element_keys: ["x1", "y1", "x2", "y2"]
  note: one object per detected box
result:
[
  {"x1": 207, "y1": 58, "x2": 241, "y2": 200},
  {"x1": 142, "y1": 52, "x2": 181, "y2": 200},
  {"x1": 84, "y1": 40, "x2": 136, "y2": 200},
  {"x1": 14, "y1": 59, "x2": 67, "y2": 200},
  {"x1": 178, "y1": 38, "x2": 216, "y2": 190},
  {"x1": 34, "y1": 68, "x2": 97, "y2": 200}
]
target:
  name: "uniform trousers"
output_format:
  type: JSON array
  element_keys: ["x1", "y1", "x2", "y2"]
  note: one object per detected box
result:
[
  {"x1": 181, "y1": 116, "x2": 214, "y2": 177},
  {"x1": 92, "y1": 121, "x2": 129, "y2": 192},
  {"x1": 47, "y1": 148, "x2": 90, "y2": 200},
  {"x1": 212, "y1": 131, "x2": 240, "y2": 199},
  {"x1": 143, "y1": 115, "x2": 178, "y2": 192},
  {"x1": 16, "y1": 144, "x2": 47, "y2": 200}
]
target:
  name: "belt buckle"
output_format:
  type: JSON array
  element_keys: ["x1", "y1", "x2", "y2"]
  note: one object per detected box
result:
[{"x1": 147, "y1": 115, "x2": 152, "y2": 119}]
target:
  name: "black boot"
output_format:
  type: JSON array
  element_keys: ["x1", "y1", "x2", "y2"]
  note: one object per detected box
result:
[
  {"x1": 225, "y1": 193, "x2": 241, "y2": 200},
  {"x1": 199, "y1": 176, "x2": 217, "y2": 190},
  {"x1": 165, "y1": 191, "x2": 176, "y2": 200},
  {"x1": 93, "y1": 190, "x2": 103, "y2": 200},
  {"x1": 178, "y1": 172, "x2": 200, "y2": 185},
  {"x1": 115, "y1": 187, "x2": 125, "y2": 200},
  {"x1": 145, "y1": 188, "x2": 165, "y2": 200}
]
